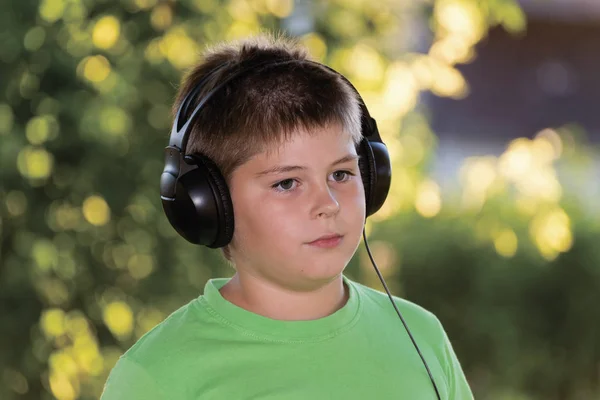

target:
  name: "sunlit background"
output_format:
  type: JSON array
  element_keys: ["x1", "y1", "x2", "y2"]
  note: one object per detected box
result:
[{"x1": 1, "y1": 0, "x2": 599, "y2": 399}]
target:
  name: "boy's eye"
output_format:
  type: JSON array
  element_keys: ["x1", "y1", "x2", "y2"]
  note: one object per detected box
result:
[
  {"x1": 331, "y1": 170, "x2": 354, "y2": 182},
  {"x1": 273, "y1": 179, "x2": 297, "y2": 192},
  {"x1": 332, "y1": 171, "x2": 346, "y2": 182}
]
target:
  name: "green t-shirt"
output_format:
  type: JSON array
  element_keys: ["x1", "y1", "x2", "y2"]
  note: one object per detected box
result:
[{"x1": 101, "y1": 276, "x2": 473, "y2": 399}]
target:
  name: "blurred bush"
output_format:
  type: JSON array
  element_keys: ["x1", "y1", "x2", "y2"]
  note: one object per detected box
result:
[
  {"x1": 359, "y1": 123, "x2": 600, "y2": 399},
  {"x1": 1, "y1": 0, "x2": 598, "y2": 399}
]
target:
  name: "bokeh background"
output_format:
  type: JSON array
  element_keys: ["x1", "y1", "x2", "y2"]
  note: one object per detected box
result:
[{"x1": 1, "y1": 0, "x2": 599, "y2": 399}]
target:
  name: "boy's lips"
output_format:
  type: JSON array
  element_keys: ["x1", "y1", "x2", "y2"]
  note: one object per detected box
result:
[
  {"x1": 307, "y1": 233, "x2": 344, "y2": 248},
  {"x1": 308, "y1": 233, "x2": 342, "y2": 243}
]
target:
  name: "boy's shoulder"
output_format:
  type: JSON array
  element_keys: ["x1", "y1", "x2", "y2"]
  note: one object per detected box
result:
[
  {"x1": 102, "y1": 293, "x2": 215, "y2": 399},
  {"x1": 115, "y1": 277, "x2": 233, "y2": 367},
  {"x1": 119, "y1": 295, "x2": 206, "y2": 367},
  {"x1": 347, "y1": 277, "x2": 444, "y2": 335}
]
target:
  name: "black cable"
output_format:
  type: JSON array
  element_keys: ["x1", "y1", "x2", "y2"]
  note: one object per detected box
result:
[{"x1": 362, "y1": 228, "x2": 441, "y2": 400}]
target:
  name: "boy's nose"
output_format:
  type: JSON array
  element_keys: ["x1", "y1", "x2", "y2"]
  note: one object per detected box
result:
[{"x1": 312, "y1": 186, "x2": 340, "y2": 218}]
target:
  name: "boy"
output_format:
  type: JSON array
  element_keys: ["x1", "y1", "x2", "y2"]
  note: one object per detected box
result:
[{"x1": 101, "y1": 34, "x2": 473, "y2": 399}]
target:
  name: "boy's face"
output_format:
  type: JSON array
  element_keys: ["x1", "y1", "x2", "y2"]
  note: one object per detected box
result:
[{"x1": 227, "y1": 123, "x2": 366, "y2": 291}]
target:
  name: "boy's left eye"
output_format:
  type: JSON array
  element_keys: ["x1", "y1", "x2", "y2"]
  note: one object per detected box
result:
[{"x1": 331, "y1": 170, "x2": 353, "y2": 182}]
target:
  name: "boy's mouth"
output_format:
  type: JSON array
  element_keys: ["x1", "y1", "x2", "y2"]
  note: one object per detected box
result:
[{"x1": 307, "y1": 234, "x2": 344, "y2": 248}]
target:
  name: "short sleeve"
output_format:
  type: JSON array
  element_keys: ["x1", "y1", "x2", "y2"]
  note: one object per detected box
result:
[
  {"x1": 440, "y1": 327, "x2": 474, "y2": 400},
  {"x1": 101, "y1": 356, "x2": 166, "y2": 400}
]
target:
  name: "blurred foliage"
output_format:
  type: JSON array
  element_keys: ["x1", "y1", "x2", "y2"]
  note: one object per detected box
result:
[{"x1": 1, "y1": 0, "x2": 599, "y2": 399}]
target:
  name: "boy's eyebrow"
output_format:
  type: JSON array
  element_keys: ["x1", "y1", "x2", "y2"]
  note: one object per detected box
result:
[{"x1": 255, "y1": 154, "x2": 360, "y2": 177}]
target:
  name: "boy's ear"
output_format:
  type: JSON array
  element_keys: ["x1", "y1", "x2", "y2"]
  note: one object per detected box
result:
[
  {"x1": 221, "y1": 245, "x2": 231, "y2": 261},
  {"x1": 220, "y1": 245, "x2": 236, "y2": 269}
]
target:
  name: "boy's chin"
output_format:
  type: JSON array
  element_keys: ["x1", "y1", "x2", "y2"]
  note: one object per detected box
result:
[{"x1": 293, "y1": 258, "x2": 350, "y2": 283}]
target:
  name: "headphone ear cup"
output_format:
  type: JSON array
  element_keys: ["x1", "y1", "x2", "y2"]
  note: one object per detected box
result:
[
  {"x1": 193, "y1": 154, "x2": 234, "y2": 248},
  {"x1": 161, "y1": 166, "x2": 220, "y2": 246},
  {"x1": 366, "y1": 141, "x2": 391, "y2": 216},
  {"x1": 161, "y1": 155, "x2": 234, "y2": 248},
  {"x1": 357, "y1": 138, "x2": 392, "y2": 217},
  {"x1": 357, "y1": 137, "x2": 376, "y2": 215}
]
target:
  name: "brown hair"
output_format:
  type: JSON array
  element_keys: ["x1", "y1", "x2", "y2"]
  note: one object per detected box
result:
[{"x1": 172, "y1": 33, "x2": 363, "y2": 261}]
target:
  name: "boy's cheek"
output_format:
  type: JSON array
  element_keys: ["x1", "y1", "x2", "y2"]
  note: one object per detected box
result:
[{"x1": 343, "y1": 187, "x2": 366, "y2": 215}]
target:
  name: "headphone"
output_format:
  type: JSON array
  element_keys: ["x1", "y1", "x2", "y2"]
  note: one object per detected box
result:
[
  {"x1": 160, "y1": 59, "x2": 392, "y2": 248},
  {"x1": 159, "y1": 59, "x2": 441, "y2": 399}
]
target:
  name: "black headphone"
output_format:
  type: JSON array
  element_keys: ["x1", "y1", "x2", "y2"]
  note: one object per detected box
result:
[{"x1": 160, "y1": 59, "x2": 392, "y2": 248}]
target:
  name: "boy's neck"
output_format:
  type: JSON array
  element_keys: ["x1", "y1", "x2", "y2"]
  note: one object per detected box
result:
[{"x1": 218, "y1": 273, "x2": 349, "y2": 321}]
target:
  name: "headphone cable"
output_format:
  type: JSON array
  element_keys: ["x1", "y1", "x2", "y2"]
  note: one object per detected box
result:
[{"x1": 362, "y1": 228, "x2": 442, "y2": 400}]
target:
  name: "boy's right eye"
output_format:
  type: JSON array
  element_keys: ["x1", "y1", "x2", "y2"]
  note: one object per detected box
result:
[{"x1": 272, "y1": 179, "x2": 297, "y2": 192}]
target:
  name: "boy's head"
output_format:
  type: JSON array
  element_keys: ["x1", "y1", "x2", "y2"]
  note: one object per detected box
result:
[{"x1": 172, "y1": 34, "x2": 366, "y2": 289}]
